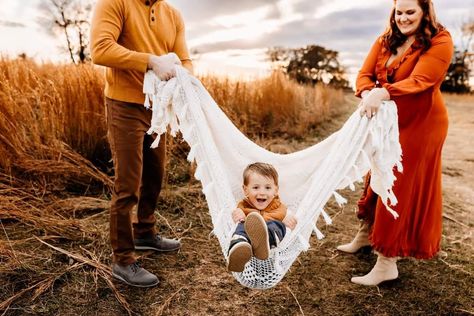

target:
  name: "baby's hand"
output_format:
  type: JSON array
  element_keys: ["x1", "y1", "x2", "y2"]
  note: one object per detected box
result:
[
  {"x1": 283, "y1": 214, "x2": 297, "y2": 230},
  {"x1": 232, "y1": 208, "x2": 246, "y2": 223}
]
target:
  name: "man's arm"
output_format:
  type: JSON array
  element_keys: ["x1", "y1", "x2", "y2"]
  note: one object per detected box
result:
[
  {"x1": 172, "y1": 10, "x2": 193, "y2": 74},
  {"x1": 90, "y1": 0, "x2": 150, "y2": 72}
]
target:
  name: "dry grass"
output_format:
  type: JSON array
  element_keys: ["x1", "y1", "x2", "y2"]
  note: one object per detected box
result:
[
  {"x1": 201, "y1": 71, "x2": 346, "y2": 138},
  {"x1": 0, "y1": 58, "x2": 107, "y2": 170}
]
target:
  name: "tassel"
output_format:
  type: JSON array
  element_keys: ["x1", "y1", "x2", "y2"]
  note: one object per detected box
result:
[
  {"x1": 146, "y1": 126, "x2": 157, "y2": 136},
  {"x1": 297, "y1": 234, "x2": 310, "y2": 251},
  {"x1": 386, "y1": 205, "x2": 399, "y2": 219},
  {"x1": 177, "y1": 104, "x2": 188, "y2": 121},
  {"x1": 312, "y1": 224, "x2": 325, "y2": 240},
  {"x1": 202, "y1": 182, "x2": 214, "y2": 196},
  {"x1": 321, "y1": 209, "x2": 332, "y2": 225},
  {"x1": 169, "y1": 115, "x2": 179, "y2": 137},
  {"x1": 387, "y1": 189, "x2": 398, "y2": 206},
  {"x1": 150, "y1": 136, "x2": 161, "y2": 148},
  {"x1": 194, "y1": 163, "x2": 205, "y2": 180},
  {"x1": 333, "y1": 191, "x2": 347, "y2": 206},
  {"x1": 187, "y1": 145, "x2": 198, "y2": 162},
  {"x1": 144, "y1": 94, "x2": 151, "y2": 109},
  {"x1": 396, "y1": 160, "x2": 403, "y2": 172},
  {"x1": 345, "y1": 176, "x2": 355, "y2": 191},
  {"x1": 142, "y1": 71, "x2": 156, "y2": 94}
]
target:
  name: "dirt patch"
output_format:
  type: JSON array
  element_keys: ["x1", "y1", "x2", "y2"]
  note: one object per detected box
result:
[{"x1": 1, "y1": 94, "x2": 473, "y2": 315}]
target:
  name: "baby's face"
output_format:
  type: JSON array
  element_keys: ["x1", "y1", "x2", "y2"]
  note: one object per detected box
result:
[{"x1": 243, "y1": 172, "x2": 278, "y2": 211}]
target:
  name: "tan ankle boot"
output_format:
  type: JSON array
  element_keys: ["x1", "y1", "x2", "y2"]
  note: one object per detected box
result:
[
  {"x1": 337, "y1": 222, "x2": 371, "y2": 253},
  {"x1": 351, "y1": 253, "x2": 398, "y2": 286}
]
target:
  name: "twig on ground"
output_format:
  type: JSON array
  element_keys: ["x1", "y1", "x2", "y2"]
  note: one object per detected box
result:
[
  {"x1": 439, "y1": 258, "x2": 473, "y2": 276},
  {"x1": 197, "y1": 213, "x2": 212, "y2": 230},
  {"x1": 177, "y1": 221, "x2": 193, "y2": 238},
  {"x1": 286, "y1": 285, "x2": 304, "y2": 316},
  {"x1": 447, "y1": 231, "x2": 473, "y2": 247},
  {"x1": 153, "y1": 286, "x2": 185, "y2": 316},
  {"x1": 442, "y1": 213, "x2": 469, "y2": 228},
  {"x1": 155, "y1": 212, "x2": 177, "y2": 237},
  {"x1": 83, "y1": 210, "x2": 108, "y2": 221},
  {"x1": 457, "y1": 308, "x2": 474, "y2": 315},
  {"x1": 0, "y1": 219, "x2": 22, "y2": 267}
]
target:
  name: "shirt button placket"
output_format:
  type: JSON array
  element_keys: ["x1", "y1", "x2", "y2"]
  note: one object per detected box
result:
[{"x1": 150, "y1": 4, "x2": 156, "y2": 24}]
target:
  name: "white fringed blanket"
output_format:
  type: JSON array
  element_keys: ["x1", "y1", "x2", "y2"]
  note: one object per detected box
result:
[{"x1": 143, "y1": 67, "x2": 402, "y2": 289}]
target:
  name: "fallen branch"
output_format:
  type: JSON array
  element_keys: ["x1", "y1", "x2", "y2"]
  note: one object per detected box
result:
[
  {"x1": 439, "y1": 258, "x2": 473, "y2": 276},
  {"x1": 153, "y1": 286, "x2": 185, "y2": 316},
  {"x1": 286, "y1": 285, "x2": 304, "y2": 316},
  {"x1": 442, "y1": 213, "x2": 469, "y2": 228}
]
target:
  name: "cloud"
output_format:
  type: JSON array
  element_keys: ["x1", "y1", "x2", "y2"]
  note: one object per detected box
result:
[
  {"x1": 0, "y1": 20, "x2": 26, "y2": 28},
  {"x1": 169, "y1": 0, "x2": 275, "y2": 22},
  {"x1": 190, "y1": 5, "x2": 390, "y2": 55}
]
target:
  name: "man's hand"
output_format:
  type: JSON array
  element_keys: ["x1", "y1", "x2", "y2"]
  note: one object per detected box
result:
[
  {"x1": 232, "y1": 208, "x2": 246, "y2": 223},
  {"x1": 282, "y1": 214, "x2": 297, "y2": 230},
  {"x1": 148, "y1": 53, "x2": 182, "y2": 81},
  {"x1": 359, "y1": 87, "x2": 390, "y2": 119}
]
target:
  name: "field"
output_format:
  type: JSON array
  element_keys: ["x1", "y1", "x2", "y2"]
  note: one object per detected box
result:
[{"x1": 0, "y1": 59, "x2": 473, "y2": 315}]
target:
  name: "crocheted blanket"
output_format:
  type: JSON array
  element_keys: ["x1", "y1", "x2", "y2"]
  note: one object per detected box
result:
[{"x1": 143, "y1": 67, "x2": 402, "y2": 289}]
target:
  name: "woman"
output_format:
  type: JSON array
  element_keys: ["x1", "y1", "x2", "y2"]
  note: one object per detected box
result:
[{"x1": 337, "y1": 0, "x2": 454, "y2": 286}]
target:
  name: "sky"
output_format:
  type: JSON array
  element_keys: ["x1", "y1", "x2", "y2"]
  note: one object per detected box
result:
[{"x1": 0, "y1": 0, "x2": 472, "y2": 85}]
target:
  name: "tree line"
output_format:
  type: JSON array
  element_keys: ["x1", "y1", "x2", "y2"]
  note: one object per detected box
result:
[{"x1": 40, "y1": 0, "x2": 472, "y2": 93}]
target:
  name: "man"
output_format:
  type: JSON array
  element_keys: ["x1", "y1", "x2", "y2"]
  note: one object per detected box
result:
[{"x1": 90, "y1": 0, "x2": 193, "y2": 287}]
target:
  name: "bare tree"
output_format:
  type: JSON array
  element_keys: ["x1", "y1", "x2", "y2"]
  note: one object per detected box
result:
[
  {"x1": 461, "y1": 20, "x2": 474, "y2": 67},
  {"x1": 442, "y1": 19, "x2": 474, "y2": 93},
  {"x1": 39, "y1": 0, "x2": 93, "y2": 64}
]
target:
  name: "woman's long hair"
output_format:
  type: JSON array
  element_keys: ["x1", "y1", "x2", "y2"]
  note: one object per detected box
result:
[{"x1": 383, "y1": 0, "x2": 444, "y2": 54}]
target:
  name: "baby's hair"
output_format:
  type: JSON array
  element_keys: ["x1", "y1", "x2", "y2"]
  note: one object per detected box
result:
[{"x1": 243, "y1": 162, "x2": 279, "y2": 186}]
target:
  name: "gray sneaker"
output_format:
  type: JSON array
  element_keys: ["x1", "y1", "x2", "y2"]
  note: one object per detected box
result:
[
  {"x1": 134, "y1": 234, "x2": 181, "y2": 252},
  {"x1": 112, "y1": 262, "x2": 159, "y2": 288}
]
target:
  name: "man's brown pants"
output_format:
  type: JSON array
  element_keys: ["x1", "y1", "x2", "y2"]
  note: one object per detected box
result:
[{"x1": 106, "y1": 98, "x2": 166, "y2": 265}]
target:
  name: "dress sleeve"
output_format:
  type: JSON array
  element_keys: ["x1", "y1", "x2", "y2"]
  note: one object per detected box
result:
[
  {"x1": 90, "y1": 0, "x2": 150, "y2": 72},
  {"x1": 172, "y1": 10, "x2": 193, "y2": 73},
  {"x1": 355, "y1": 37, "x2": 383, "y2": 97},
  {"x1": 382, "y1": 31, "x2": 454, "y2": 96}
]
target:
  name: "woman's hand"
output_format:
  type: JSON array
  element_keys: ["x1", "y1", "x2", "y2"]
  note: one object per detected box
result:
[
  {"x1": 282, "y1": 214, "x2": 297, "y2": 230},
  {"x1": 359, "y1": 87, "x2": 390, "y2": 119},
  {"x1": 232, "y1": 208, "x2": 246, "y2": 223}
]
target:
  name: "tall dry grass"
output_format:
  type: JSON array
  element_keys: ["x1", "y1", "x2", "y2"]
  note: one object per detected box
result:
[
  {"x1": 0, "y1": 58, "x2": 346, "y2": 174},
  {"x1": 201, "y1": 71, "x2": 345, "y2": 137},
  {"x1": 0, "y1": 58, "x2": 107, "y2": 171}
]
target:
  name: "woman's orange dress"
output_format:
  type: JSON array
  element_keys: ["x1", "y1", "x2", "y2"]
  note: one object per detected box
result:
[{"x1": 356, "y1": 30, "x2": 454, "y2": 259}]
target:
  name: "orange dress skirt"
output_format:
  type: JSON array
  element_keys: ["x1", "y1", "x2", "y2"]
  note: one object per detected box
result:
[{"x1": 355, "y1": 30, "x2": 454, "y2": 259}]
